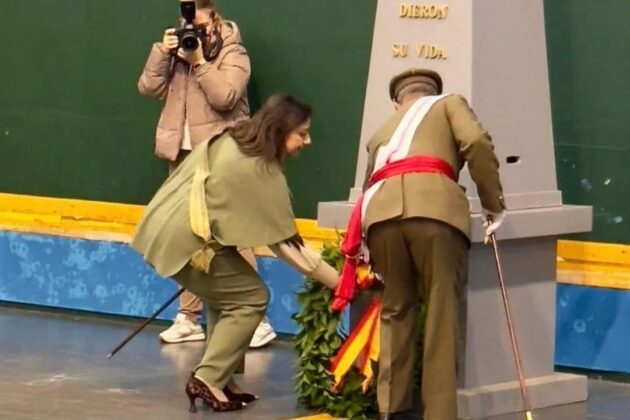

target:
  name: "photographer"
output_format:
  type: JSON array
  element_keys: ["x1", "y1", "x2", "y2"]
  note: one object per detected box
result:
[
  {"x1": 138, "y1": 0, "x2": 249, "y2": 167},
  {"x1": 138, "y1": 0, "x2": 277, "y2": 348}
]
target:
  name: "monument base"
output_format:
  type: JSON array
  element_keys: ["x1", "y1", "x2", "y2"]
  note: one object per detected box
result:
[
  {"x1": 457, "y1": 373, "x2": 587, "y2": 419},
  {"x1": 318, "y1": 201, "x2": 592, "y2": 242},
  {"x1": 323, "y1": 200, "x2": 592, "y2": 419}
]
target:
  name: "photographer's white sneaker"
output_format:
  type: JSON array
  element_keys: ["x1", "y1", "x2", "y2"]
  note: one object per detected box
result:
[
  {"x1": 159, "y1": 313, "x2": 205, "y2": 344},
  {"x1": 249, "y1": 319, "x2": 277, "y2": 348}
]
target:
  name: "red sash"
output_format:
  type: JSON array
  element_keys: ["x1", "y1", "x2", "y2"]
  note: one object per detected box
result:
[{"x1": 331, "y1": 155, "x2": 457, "y2": 312}]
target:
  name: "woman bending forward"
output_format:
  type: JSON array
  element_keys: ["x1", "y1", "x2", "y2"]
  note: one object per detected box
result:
[{"x1": 131, "y1": 94, "x2": 338, "y2": 412}]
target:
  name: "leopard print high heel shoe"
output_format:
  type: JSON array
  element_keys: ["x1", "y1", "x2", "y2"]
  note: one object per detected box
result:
[
  {"x1": 223, "y1": 385, "x2": 258, "y2": 404},
  {"x1": 185, "y1": 373, "x2": 244, "y2": 413}
]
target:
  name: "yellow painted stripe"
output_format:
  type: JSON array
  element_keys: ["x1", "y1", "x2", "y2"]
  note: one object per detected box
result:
[
  {"x1": 558, "y1": 240, "x2": 630, "y2": 266},
  {"x1": 1, "y1": 192, "x2": 629, "y2": 290},
  {"x1": 0, "y1": 193, "x2": 141, "y2": 242},
  {"x1": 0, "y1": 193, "x2": 342, "y2": 243},
  {"x1": 0, "y1": 192, "x2": 343, "y2": 251},
  {"x1": 557, "y1": 240, "x2": 630, "y2": 289},
  {"x1": 557, "y1": 261, "x2": 630, "y2": 289},
  {"x1": 295, "y1": 218, "x2": 341, "y2": 250},
  {"x1": 0, "y1": 192, "x2": 144, "y2": 223}
]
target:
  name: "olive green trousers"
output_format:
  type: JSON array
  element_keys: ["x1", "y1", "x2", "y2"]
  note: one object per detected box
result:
[{"x1": 173, "y1": 247, "x2": 269, "y2": 388}]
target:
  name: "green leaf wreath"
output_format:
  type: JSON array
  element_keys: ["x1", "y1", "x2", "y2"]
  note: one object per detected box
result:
[
  {"x1": 292, "y1": 241, "x2": 427, "y2": 419},
  {"x1": 293, "y1": 241, "x2": 377, "y2": 418}
]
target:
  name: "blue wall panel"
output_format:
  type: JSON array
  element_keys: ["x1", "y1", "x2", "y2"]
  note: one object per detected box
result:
[
  {"x1": 7, "y1": 229, "x2": 622, "y2": 371},
  {"x1": 556, "y1": 283, "x2": 630, "y2": 373},
  {"x1": 0, "y1": 230, "x2": 307, "y2": 334}
]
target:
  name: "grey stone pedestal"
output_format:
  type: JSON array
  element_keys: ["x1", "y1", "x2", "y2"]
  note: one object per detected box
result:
[
  {"x1": 457, "y1": 220, "x2": 589, "y2": 419},
  {"x1": 319, "y1": 206, "x2": 591, "y2": 419}
]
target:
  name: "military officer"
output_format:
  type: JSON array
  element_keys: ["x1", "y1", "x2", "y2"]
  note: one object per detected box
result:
[{"x1": 362, "y1": 68, "x2": 506, "y2": 419}]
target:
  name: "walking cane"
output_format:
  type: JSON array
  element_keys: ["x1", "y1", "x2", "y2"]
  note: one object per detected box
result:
[
  {"x1": 106, "y1": 288, "x2": 185, "y2": 360},
  {"x1": 486, "y1": 218, "x2": 534, "y2": 420}
]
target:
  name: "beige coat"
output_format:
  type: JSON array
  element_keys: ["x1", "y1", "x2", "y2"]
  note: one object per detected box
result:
[
  {"x1": 363, "y1": 94, "x2": 505, "y2": 241},
  {"x1": 138, "y1": 21, "x2": 251, "y2": 161}
]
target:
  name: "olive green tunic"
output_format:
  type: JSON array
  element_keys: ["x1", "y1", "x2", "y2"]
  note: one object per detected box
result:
[{"x1": 131, "y1": 132, "x2": 297, "y2": 278}]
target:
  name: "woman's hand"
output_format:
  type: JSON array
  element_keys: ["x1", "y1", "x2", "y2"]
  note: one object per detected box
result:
[
  {"x1": 161, "y1": 28, "x2": 179, "y2": 51},
  {"x1": 177, "y1": 43, "x2": 207, "y2": 67}
]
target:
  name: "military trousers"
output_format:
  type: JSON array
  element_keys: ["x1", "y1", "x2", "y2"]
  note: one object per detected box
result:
[
  {"x1": 172, "y1": 247, "x2": 269, "y2": 388},
  {"x1": 368, "y1": 217, "x2": 468, "y2": 420}
]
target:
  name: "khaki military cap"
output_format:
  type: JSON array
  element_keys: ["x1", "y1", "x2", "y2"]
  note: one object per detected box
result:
[{"x1": 389, "y1": 68, "x2": 443, "y2": 100}]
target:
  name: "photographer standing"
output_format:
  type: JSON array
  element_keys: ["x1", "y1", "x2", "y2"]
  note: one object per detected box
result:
[{"x1": 138, "y1": 0, "x2": 277, "y2": 348}]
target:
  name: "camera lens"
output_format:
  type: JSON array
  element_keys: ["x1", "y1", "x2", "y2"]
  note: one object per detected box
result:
[{"x1": 181, "y1": 32, "x2": 199, "y2": 52}]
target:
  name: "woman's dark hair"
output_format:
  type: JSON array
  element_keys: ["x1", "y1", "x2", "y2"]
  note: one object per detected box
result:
[{"x1": 230, "y1": 94, "x2": 312, "y2": 165}]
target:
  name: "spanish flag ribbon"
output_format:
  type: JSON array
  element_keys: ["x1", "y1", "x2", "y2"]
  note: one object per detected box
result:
[{"x1": 330, "y1": 297, "x2": 381, "y2": 392}]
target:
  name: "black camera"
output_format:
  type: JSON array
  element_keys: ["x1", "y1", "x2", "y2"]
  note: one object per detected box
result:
[{"x1": 175, "y1": 0, "x2": 206, "y2": 52}]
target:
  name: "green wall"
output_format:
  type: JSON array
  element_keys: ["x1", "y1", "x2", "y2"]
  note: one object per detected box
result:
[
  {"x1": 0, "y1": 1, "x2": 170, "y2": 203},
  {"x1": 0, "y1": 0, "x2": 376, "y2": 218},
  {"x1": 217, "y1": 0, "x2": 376, "y2": 217},
  {"x1": 545, "y1": 0, "x2": 630, "y2": 243},
  {"x1": 0, "y1": 1, "x2": 628, "y2": 242}
]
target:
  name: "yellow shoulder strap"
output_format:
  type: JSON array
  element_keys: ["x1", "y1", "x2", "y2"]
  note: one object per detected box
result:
[
  {"x1": 189, "y1": 146, "x2": 211, "y2": 242},
  {"x1": 188, "y1": 145, "x2": 216, "y2": 273}
]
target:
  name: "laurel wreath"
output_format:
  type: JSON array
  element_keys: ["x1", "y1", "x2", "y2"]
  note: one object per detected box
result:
[
  {"x1": 292, "y1": 240, "x2": 428, "y2": 420},
  {"x1": 292, "y1": 241, "x2": 378, "y2": 418}
]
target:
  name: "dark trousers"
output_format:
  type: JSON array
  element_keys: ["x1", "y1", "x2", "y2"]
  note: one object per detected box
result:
[{"x1": 368, "y1": 218, "x2": 468, "y2": 420}]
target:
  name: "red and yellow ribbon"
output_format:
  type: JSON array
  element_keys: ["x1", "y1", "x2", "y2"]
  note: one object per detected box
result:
[{"x1": 330, "y1": 297, "x2": 381, "y2": 392}]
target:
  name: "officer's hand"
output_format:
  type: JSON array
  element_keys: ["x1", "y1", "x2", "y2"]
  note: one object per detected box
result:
[
  {"x1": 483, "y1": 210, "x2": 506, "y2": 242},
  {"x1": 161, "y1": 28, "x2": 179, "y2": 51}
]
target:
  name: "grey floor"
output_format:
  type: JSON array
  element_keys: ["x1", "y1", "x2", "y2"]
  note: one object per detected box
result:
[{"x1": 1, "y1": 306, "x2": 630, "y2": 420}]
